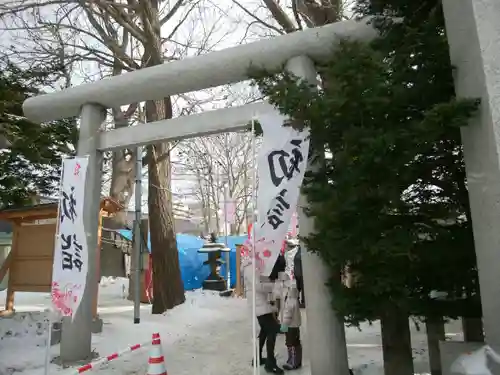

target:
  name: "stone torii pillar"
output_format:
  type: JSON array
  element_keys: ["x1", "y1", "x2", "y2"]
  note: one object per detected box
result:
[
  {"x1": 287, "y1": 55, "x2": 350, "y2": 375},
  {"x1": 443, "y1": 0, "x2": 500, "y2": 351}
]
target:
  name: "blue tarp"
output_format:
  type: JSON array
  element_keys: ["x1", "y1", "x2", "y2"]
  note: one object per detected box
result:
[{"x1": 118, "y1": 230, "x2": 246, "y2": 291}]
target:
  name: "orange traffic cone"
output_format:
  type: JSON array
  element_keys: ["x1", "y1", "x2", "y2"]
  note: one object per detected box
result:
[{"x1": 147, "y1": 333, "x2": 168, "y2": 375}]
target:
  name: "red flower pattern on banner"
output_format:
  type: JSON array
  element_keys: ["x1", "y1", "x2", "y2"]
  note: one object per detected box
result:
[
  {"x1": 51, "y1": 281, "x2": 81, "y2": 316},
  {"x1": 241, "y1": 234, "x2": 279, "y2": 274},
  {"x1": 73, "y1": 163, "x2": 81, "y2": 176}
]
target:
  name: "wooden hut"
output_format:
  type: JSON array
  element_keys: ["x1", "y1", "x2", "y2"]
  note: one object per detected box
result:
[{"x1": 0, "y1": 197, "x2": 123, "y2": 316}]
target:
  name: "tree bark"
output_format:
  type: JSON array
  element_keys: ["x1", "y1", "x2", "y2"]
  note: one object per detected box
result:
[
  {"x1": 109, "y1": 150, "x2": 135, "y2": 226},
  {"x1": 426, "y1": 316, "x2": 445, "y2": 375},
  {"x1": 195, "y1": 166, "x2": 210, "y2": 233},
  {"x1": 108, "y1": 108, "x2": 139, "y2": 300},
  {"x1": 109, "y1": 107, "x2": 137, "y2": 212},
  {"x1": 462, "y1": 317, "x2": 484, "y2": 342},
  {"x1": 135, "y1": 0, "x2": 185, "y2": 314},
  {"x1": 146, "y1": 98, "x2": 185, "y2": 313},
  {"x1": 380, "y1": 308, "x2": 415, "y2": 375}
]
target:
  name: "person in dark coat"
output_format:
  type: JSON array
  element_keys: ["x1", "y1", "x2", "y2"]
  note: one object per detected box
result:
[
  {"x1": 293, "y1": 246, "x2": 305, "y2": 308},
  {"x1": 269, "y1": 253, "x2": 287, "y2": 331},
  {"x1": 245, "y1": 254, "x2": 286, "y2": 374},
  {"x1": 269, "y1": 253, "x2": 286, "y2": 281}
]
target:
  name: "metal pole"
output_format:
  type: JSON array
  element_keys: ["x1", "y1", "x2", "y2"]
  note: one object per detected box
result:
[
  {"x1": 46, "y1": 157, "x2": 65, "y2": 369},
  {"x1": 61, "y1": 103, "x2": 105, "y2": 362},
  {"x1": 43, "y1": 309, "x2": 53, "y2": 375},
  {"x1": 133, "y1": 147, "x2": 142, "y2": 324},
  {"x1": 250, "y1": 118, "x2": 259, "y2": 375},
  {"x1": 224, "y1": 184, "x2": 230, "y2": 287}
]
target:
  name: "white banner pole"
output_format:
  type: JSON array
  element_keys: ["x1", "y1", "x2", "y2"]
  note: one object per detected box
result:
[
  {"x1": 43, "y1": 309, "x2": 54, "y2": 375},
  {"x1": 44, "y1": 156, "x2": 67, "y2": 375},
  {"x1": 250, "y1": 117, "x2": 259, "y2": 375},
  {"x1": 224, "y1": 184, "x2": 230, "y2": 286}
]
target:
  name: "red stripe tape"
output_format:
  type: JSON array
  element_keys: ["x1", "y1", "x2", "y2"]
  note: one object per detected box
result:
[
  {"x1": 74, "y1": 340, "x2": 147, "y2": 374},
  {"x1": 152, "y1": 339, "x2": 161, "y2": 344},
  {"x1": 78, "y1": 364, "x2": 93, "y2": 373},
  {"x1": 152, "y1": 333, "x2": 160, "y2": 338},
  {"x1": 149, "y1": 356, "x2": 164, "y2": 364}
]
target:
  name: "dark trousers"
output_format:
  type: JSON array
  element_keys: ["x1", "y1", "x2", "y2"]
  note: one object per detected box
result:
[
  {"x1": 296, "y1": 276, "x2": 305, "y2": 304},
  {"x1": 285, "y1": 327, "x2": 301, "y2": 347},
  {"x1": 257, "y1": 313, "x2": 280, "y2": 361}
]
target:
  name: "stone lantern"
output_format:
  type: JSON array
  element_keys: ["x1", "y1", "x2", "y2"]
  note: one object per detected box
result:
[{"x1": 198, "y1": 242, "x2": 230, "y2": 291}]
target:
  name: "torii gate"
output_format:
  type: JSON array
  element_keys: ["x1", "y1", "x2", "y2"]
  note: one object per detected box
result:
[{"x1": 22, "y1": 0, "x2": 500, "y2": 372}]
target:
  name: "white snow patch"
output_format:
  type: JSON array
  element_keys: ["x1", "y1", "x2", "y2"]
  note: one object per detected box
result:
[{"x1": 0, "y1": 277, "x2": 465, "y2": 375}]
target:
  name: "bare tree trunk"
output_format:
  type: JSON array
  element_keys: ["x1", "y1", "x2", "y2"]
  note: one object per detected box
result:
[
  {"x1": 380, "y1": 308, "x2": 414, "y2": 375},
  {"x1": 146, "y1": 109, "x2": 184, "y2": 311},
  {"x1": 111, "y1": 152, "x2": 136, "y2": 301},
  {"x1": 207, "y1": 162, "x2": 220, "y2": 233},
  {"x1": 148, "y1": 142, "x2": 185, "y2": 311},
  {"x1": 426, "y1": 316, "x2": 445, "y2": 375},
  {"x1": 206, "y1": 174, "x2": 212, "y2": 232},
  {"x1": 146, "y1": 97, "x2": 185, "y2": 313},
  {"x1": 243, "y1": 167, "x2": 251, "y2": 232},
  {"x1": 110, "y1": 103, "x2": 137, "y2": 301},
  {"x1": 137, "y1": 0, "x2": 186, "y2": 314},
  {"x1": 462, "y1": 317, "x2": 484, "y2": 342},
  {"x1": 195, "y1": 168, "x2": 210, "y2": 233},
  {"x1": 110, "y1": 153, "x2": 135, "y2": 224},
  {"x1": 109, "y1": 107, "x2": 136, "y2": 226}
]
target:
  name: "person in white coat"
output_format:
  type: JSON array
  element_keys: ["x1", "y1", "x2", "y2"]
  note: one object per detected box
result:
[
  {"x1": 243, "y1": 255, "x2": 286, "y2": 374},
  {"x1": 279, "y1": 281, "x2": 302, "y2": 370},
  {"x1": 272, "y1": 271, "x2": 288, "y2": 324}
]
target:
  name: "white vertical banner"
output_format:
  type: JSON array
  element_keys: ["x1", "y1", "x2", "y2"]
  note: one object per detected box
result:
[
  {"x1": 251, "y1": 112, "x2": 310, "y2": 276},
  {"x1": 285, "y1": 245, "x2": 299, "y2": 280},
  {"x1": 288, "y1": 212, "x2": 298, "y2": 237},
  {"x1": 51, "y1": 157, "x2": 89, "y2": 319}
]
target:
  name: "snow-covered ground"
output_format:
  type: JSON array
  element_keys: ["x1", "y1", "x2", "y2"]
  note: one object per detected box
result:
[{"x1": 0, "y1": 277, "x2": 464, "y2": 375}]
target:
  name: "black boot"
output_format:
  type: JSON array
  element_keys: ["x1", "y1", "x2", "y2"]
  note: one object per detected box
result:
[
  {"x1": 296, "y1": 345, "x2": 302, "y2": 368},
  {"x1": 264, "y1": 357, "x2": 284, "y2": 374},
  {"x1": 251, "y1": 332, "x2": 267, "y2": 366}
]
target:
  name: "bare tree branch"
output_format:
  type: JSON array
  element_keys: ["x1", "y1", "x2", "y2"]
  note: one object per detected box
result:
[
  {"x1": 232, "y1": 0, "x2": 284, "y2": 35},
  {"x1": 261, "y1": 0, "x2": 296, "y2": 32},
  {"x1": 176, "y1": 131, "x2": 258, "y2": 233},
  {"x1": 231, "y1": 0, "x2": 347, "y2": 39},
  {"x1": 82, "y1": 4, "x2": 140, "y2": 69},
  {"x1": 291, "y1": 0, "x2": 303, "y2": 30},
  {"x1": 159, "y1": 0, "x2": 184, "y2": 26}
]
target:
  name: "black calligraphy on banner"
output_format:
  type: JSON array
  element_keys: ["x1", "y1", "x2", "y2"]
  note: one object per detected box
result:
[
  {"x1": 267, "y1": 139, "x2": 304, "y2": 187},
  {"x1": 262, "y1": 189, "x2": 290, "y2": 230},
  {"x1": 61, "y1": 233, "x2": 84, "y2": 272},
  {"x1": 60, "y1": 186, "x2": 77, "y2": 223}
]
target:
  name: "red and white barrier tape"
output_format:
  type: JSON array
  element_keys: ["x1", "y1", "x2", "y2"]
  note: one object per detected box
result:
[{"x1": 68, "y1": 341, "x2": 150, "y2": 374}]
